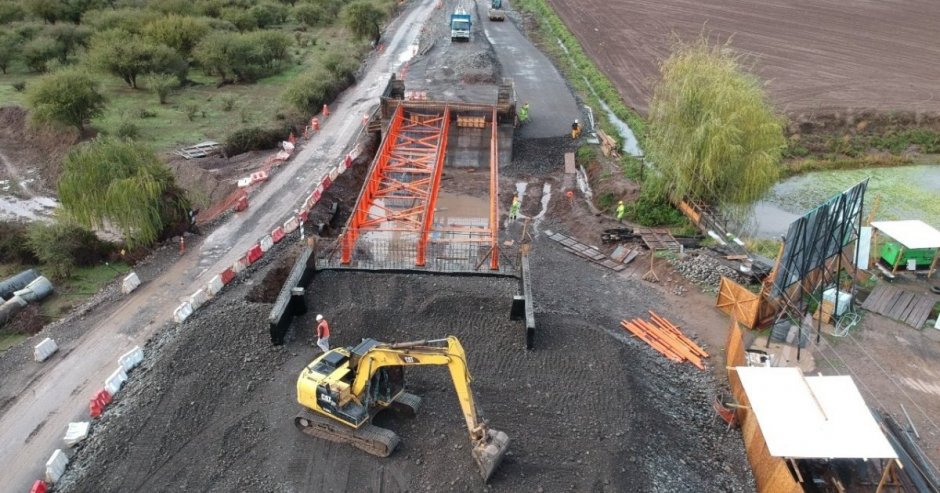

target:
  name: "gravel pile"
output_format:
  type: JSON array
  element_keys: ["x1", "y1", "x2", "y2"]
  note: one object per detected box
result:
[
  {"x1": 670, "y1": 251, "x2": 751, "y2": 292},
  {"x1": 509, "y1": 136, "x2": 579, "y2": 173}
]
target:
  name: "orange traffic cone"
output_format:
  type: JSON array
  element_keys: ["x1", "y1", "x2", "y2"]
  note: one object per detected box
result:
[
  {"x1": 179, "y1": 236, "x2": 185, "y2": 255},
  {"x1": 322, "y1": 104, "x2": 330, "y2": 117}
]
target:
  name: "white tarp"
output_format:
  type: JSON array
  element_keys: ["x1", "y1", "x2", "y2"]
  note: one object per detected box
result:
[
  {"x1": 735, "y1": 366, "x2": 897, "y2": 460},
  {"x1": 871, "y1": 220, "x2": 940, "y2": 250}
]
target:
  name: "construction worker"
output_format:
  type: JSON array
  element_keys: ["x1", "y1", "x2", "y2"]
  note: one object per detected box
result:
[
  {"x1": 616, "y1": 200, "x2": 626, "y2": 223},
  {"x1": 517, "y1": 102, "x2": 529, "y2": 127},
  {"x1": 571, "y1": 119, "x2": 582, "y2": 139},
  {"x1": 509, "y1": 194, "x2": 521, "y2": 221},
  {"x1": 315, "y1": 314, "x2": 330, "y2": 353}
]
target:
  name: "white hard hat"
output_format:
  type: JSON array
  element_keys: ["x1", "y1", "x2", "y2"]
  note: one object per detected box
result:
[
  {"x1": 574, "y1": 119, "x2": 579, "y2": 123},
  {"x1": 316, "y1": 314, "x2": 324, "y2": 322}
]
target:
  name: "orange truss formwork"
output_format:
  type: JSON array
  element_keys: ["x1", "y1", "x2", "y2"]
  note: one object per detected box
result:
[{"x1": 339, "y1": 104, "x2": 501, "y2": 271}]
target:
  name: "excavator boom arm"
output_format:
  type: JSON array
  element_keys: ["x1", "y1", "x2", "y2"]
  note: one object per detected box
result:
[{"x1": 350, "y1": 337, "x2": 482, "y2": 435}]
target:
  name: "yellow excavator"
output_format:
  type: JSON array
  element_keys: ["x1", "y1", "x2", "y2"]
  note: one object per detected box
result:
[{"x1": 295, "y1": 336, "x2": 510, "y2": 481}]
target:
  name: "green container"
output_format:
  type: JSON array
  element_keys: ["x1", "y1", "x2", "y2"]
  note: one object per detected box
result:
[{"x1": 880, "y1": 242, "x2": 936, "y2": 267}]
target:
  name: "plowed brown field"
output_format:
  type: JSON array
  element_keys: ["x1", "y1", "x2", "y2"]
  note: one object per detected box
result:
[{"x1": 546, "y1": 0, "x2": 940, "y2": 115}]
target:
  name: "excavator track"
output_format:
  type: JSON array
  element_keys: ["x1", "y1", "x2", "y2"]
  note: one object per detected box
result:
[
  {"x1": 390, "y1": 392, "x2": 422, "y2": 417},
  {"x1": 295, "y1": 409, "x2": 400, "y2": 457}
]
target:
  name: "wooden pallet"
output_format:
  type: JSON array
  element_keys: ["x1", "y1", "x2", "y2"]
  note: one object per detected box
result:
[
  {"x1": 545, "y1": 230, "x2": 626, "y2": 271},
  {"x1": 634, "y1": 227, "x2": 681, "y2": 252},
  {"x1": 861, "y1": 284, "x2": 937, "y2": 329},
  {"x1": 610, "y1": 244, "x2": 640, "y2": 265}
]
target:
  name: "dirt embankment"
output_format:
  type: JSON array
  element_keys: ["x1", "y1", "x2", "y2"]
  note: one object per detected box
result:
[{"x1": 0, "y1": 106, "x2": 78, "y2": 194}]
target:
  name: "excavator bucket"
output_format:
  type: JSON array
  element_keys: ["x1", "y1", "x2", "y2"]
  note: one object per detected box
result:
[{"x1": 472, "y1": 428, "x2": 510, "y2": 482}]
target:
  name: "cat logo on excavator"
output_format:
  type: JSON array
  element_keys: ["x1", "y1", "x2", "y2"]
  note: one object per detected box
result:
[{"x1": 400, "y1": 355, "x2": 419, "y2": 364}]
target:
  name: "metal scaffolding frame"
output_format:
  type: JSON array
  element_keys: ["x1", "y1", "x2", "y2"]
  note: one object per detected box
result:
[{"x1": 338, "y1": 103, "x2": 502, "y2": 271}]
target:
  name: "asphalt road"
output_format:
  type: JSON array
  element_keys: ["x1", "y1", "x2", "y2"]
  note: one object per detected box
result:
[
  {"x1": 476, "y1": 0, "x2": 580, "y2": 138},
  {"x1": 0, "y1": 2, "x2": 437, "y2": 490}
]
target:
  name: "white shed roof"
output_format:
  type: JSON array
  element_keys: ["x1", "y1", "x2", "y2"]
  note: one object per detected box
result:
[
  {"x1": 871, "y1": 220, "x2": 940, "y2": 249},
  {"x1": 736, "y1": 367, "x2": 897, "y2": 460}
]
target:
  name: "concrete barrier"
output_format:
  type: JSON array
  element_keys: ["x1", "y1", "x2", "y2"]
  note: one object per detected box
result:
[
  {"x1": 173, "y1": 301, "x2": 194, "y2": 323},
  {"x1": 63, "y1": 421, "x2": 90, "y2": 447},
  {"x1": 118, "y1": 346, "x2": 144, "y2": 372},
  {"x1": 268, "y1": 246, "x2": 316, "y2": 345},
  {"x1": 188, "y1": 289, "x2": 208, "y2": 310},
  {"x1": 121, "y1": 272, "x2": 141, "y2": 294},
  {"x1": 206, "y1": 275, "x2": 224, "y2": 297},
  {"x1": 283, "y1": 217, "x2": 299, "y2": 234},
  {"x1": 271, "y1": 227, "x2": 285, "y2": 243},
  {"x1": 33, "y1": 338, "x2": 58, "y2": 362},
  {"x1": 259, "y1": 234, "x2": 274, "y2": 253},
  {"x1": 44, "y1": 449, "x2": 68, "y2": 483},
  {"x1": 510, "y1": 253, "x2": 537, "y2": 350},
  {"x1": 104, "y1": 367, "x2": 128, "y2": 396}
]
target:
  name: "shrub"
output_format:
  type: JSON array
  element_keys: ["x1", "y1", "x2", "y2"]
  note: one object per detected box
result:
[
  {"x1": 115, "y1": 119, "x2": 141, "y2": 140},
  {"x1": 281, "y1": 68, "x2": 342, "y2": 114},
  {"x1": 224, "y1": 126, "x2": 288, "y2": 155},
  {"x1": 627, "y1": 194, "x2": 685, "y2": 227},
  {"x1": 143, "y1": 72, "x2": 179, "y2": 104},
  {"x1": 21, "y1": 36, "x2": 62, "y2": 73},
  {"x1": 221, "y1": 94, "x2": 238, "y2": 111},
  {"x1": 27, "y1": 222, "x2": 113, "y2": 279},
  {"x1": 0, "y1": 221, "x2": 39, "y2": 264},
  {"x1": 12, "y1": 81, "x2": 26, "y2": 92}
]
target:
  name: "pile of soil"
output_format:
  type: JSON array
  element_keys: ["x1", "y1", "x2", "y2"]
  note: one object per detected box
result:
[{"x1": 58, "y1": 244, "x2": 755, "y2": 492}]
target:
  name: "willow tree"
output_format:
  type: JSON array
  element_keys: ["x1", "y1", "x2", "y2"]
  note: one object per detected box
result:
[
  {"x1": 59, "y1": 138, "x2": 188, "y2": 248},
  {"x1": 646, "y1": 37, "x2": 785, "y2": 210}
]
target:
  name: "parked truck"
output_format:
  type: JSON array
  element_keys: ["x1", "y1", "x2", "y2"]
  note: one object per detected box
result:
[
  {"x1": 488, "y1": 0, "x2": 505, "y2": 21},
  {"x1": 450, "y1": 9, "x2": 471, "y2": 41}
]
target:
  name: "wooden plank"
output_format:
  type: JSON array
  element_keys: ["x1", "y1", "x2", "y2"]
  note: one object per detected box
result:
[
  {"x1": 622, "y1": 250, "x2": 639, "y2": 265},
  {"x1": 873, "y1": 286, "x2": 899, "y2": 314},
  {"x1": 564, "y1": 152, "x2": 576, "y2": 174},
  {"x1": 888, "y1": 292, "x2": 914, "y2": 320},
  {"x1": 899, "y1": 296, "x2": 919, "y2": 322},
  {"x1": 907, "y1": 297, "x2": 937, "y2": 329},
  {"x1": 861, "y1": 285, "x2": 886, "y2": 311}
]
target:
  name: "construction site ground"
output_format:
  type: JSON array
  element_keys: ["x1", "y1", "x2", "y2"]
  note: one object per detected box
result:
[{"x1": 4, "y1": 0, "x2": 940, "y2": 489}]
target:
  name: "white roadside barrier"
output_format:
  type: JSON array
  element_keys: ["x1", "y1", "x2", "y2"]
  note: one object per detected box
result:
[
  {"x1": 104, "y1": 367, "x2": 128, "y2": 396},
  {"x1": 173, "y1": 301, "x2": 194, "y2": 323},
  {"x1": 34, "y1": 338, "x2": 58, "y2": 362},
  {"x1": 45, "y1": 449, "x2": 69, "y2": 483},
  {"x1": 283, "y1": 217, "x2": 299, "y2": 234},
  {"x1": 188, "y1": 289, "x2": 208, "y2": 310},
  {"x1": 206, "y1": 275, "x2": 224, "y2": 297},
  {"x1": 63, "y1": 422, "x2": 90, "y2": 447},
  {"x1": 118, "y1": 346, "x2": 144, "y2": 372},
  {"x1": 259, "y1": 234, "x2": 274, "y2": 253},
  {"x1": 121, "y1": 272, "x2": 141, "y2": 294}
]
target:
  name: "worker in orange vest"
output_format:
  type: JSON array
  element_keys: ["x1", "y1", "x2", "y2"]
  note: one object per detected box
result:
[{"x1": 315, "y1": 314, "x2": 331, "y2": 353}]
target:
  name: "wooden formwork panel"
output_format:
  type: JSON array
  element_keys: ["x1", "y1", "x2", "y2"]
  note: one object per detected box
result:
[
  {"x1": 726, "y1": 322, "x2": 802, "y2": 493},
  {"x1": 716, "y1": 277, "x2": 761, "y2": 329}
]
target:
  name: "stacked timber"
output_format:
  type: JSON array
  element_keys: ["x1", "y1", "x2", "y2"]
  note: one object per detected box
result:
[{"x1": 620, "y1": 311, "x2": 709, "y2": 369}]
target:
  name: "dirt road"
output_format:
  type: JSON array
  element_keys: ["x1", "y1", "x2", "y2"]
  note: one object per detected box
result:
[
  {"x1": 546, "y1": 0, "x2": 940, "y2": 116},
  {"x1": 0, "y1": 2, "x2": 439, "y2": 490}
]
